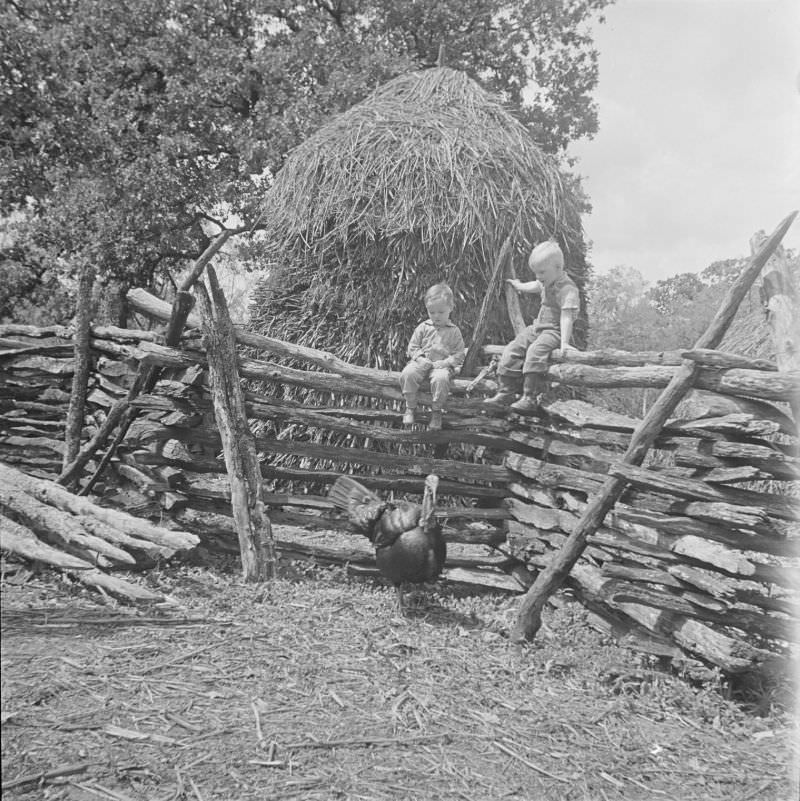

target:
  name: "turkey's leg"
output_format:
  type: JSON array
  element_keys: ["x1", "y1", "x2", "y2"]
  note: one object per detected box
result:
[{"x1": 394, "y1": 583, "x2": 406, "y2": 614}]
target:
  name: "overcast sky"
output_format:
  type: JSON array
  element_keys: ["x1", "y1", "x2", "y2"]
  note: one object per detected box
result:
[{"x1": 568, "y1": 0, "x2": 800, "y2": 284}]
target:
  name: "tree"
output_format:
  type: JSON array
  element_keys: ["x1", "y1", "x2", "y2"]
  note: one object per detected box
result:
[
  {"x1": 1, "y1": 0, "x2": 610, "y2": 324},
  {"x1": 646, "y1": 272, "x2": 706, "y2": 315}
]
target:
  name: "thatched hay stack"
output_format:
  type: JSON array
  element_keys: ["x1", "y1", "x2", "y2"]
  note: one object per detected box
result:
[{"x1": 249, "y1": 67, "x2": 586, "y2": 371}]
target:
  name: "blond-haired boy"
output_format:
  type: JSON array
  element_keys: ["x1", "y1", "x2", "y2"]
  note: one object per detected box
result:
[{"x1": 484, "y1": 241, "x2": 579, "y2": 412}]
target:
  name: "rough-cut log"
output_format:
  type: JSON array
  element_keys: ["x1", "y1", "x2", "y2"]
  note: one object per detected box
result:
[
  {"x1": 114, "y1": 338, "x2": 497, "y2": 415},
  {"x1": 503, "y1": 253, "x2": 526, "y2": 336},
  {"x1": 62, "y1": 262, "x2": 95, "y2": 474},
  {"x1": 543, "y1": 362, "x2": 799, "y2": 402},
  {"x1": 135, "y1": 453, "x2": 507, "y2": 500},
  {"x1": 509, "y1": 431, "x2": 622, "y2": 472},
  {"x1": 680, "y1": 349, "x2": 777, "y2": 371},
  {"x1": 137, "y1": 292, "x2": 793, "y2": 406},
  {"x1": 505, "y1": 503, "x2": 792, "y2": 583},
  {"x1": 134, "y1": 423, "x2": 510, "y2": 486},
  {"x1": 510, "y1": 489, "x2": 797, "y2": 557},
  {"x1": 668, "y1": 440, "x2": 798, "y2": 481},
  {"x1": 510, "y1": 211, "x2": 797, "y2": 642},
  {"x1": 668, "y1": 414, "x2": 782, "y2": 439},
  {"x1": 677, "y1": 390, "x2": 795, "y2": 431},
  {"x1": 606, "y1": 583, "x2": 794, "y2": 642},
  {"x1": 569, "y1": 563, "x2": 780, "y2": 673},
  {"x1": 666, "y1": 564, "x2": 738, "y2": 600},
  {"x1": 0, "y1": 464, "x2": 198, "y2": 552},
  {"x1": 0, "y1": 485, "x2": 136, "y2": 566},
  {"x1": 609, "y1": 462, "x2": 798, "y2": 521},
  {"x1": 1, "y1": 514, "x2": 96, "y2": 569},
  {"x1": 198, "y1": 268, "x2": 274, "y2": 582},
  {"x1": 128, "y1": 390, "x2": 526, "y2": 453},
  {"x1": 127, "y1": 288, "x2": 496, "y2": 394},
  {"x1": 601, "y1": 563, "x2": 683, "y2": 588},
  {"x1": 483, "y1": 345, "x2": 687, "y2": 366},
  {"x1": 0, "y1": 515, "x2": 164, "y2": 603}
]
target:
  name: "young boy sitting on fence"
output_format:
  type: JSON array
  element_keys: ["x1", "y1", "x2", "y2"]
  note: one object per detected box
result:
[
  {"x1": 400, "y1": 283, "x2": 465, "y2": 430},
  {"x1": 484, "y1": 240, "x2": 579, "y2": 413}
]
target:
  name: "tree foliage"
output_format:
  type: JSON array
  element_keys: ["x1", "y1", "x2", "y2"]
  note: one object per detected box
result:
[
  {"x1": 585, "y1": 261, "x2": 740, "y2": 418},
  {"x1": 1, "y1": 0, "x2": 610, "y2": 323}
]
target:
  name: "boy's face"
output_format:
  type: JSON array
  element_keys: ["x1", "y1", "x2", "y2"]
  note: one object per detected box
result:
[
  {"x1": 426, "y1": 298, "x2": 453, "y2": 326},
  {"x1": 531, "y1": 257, "x2": 562, "y2": 285}
]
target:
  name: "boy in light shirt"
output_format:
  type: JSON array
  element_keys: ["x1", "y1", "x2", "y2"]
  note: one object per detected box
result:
[{"x1": 400, "y1": 283, "x2": 465, "y2": 430}]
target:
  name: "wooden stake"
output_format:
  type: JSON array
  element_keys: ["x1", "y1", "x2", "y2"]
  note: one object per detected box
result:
[
  {"x1": 62, "y1": 261, "x2": 95, "y2": 474},
  {"x1": 197, "y1": 266, "x2": 275, "y2": 582},
  {"x1": 510, "y1": 210, "x2": 798, "y2": 642},
  {"x1": 448, "y1": 232, "x2": 511, "y2": 376},
  {"x1": 503, "y1": 252, "x2": 526, "y2": 336}
]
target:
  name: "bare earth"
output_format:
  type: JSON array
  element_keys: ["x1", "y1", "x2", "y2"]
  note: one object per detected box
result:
[{"x1": 1, "y1": 547, "x2": 797, "y2": 801}]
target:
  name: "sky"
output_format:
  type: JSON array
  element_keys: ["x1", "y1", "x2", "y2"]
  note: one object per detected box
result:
[{"x1": 568, "y1": 0, "x2": 800, "y2": 284}]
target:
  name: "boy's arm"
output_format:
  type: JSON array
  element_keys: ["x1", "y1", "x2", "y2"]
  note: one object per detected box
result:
[
  {"x1": 559, "y1": 308, "x2": 577, "y2": 352},
  {"x1": 407, "y1": 324, "x2": 425, "y2": 360},
  {"x1": 431, "y1": 328, "x2": 466, "y2": 373},
  {"x1": 559, "y1": 283, "x2": 580, "y2": 353},
  {"x1": 505, "y1": 278, "x2": 543, "y2": 294},
  {"x1": 445, "y1": 328, "x2": 466, "y2": 373}
]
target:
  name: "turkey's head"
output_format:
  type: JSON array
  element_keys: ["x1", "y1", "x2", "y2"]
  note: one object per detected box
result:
[{"x1": 419, "y1": 474, "x2": 439, "y2": 530}]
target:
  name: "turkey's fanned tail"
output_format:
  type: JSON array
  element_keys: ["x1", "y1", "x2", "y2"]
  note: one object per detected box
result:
[{"x1": 328, "y1": 475, "x2": 381, "y2": 510}]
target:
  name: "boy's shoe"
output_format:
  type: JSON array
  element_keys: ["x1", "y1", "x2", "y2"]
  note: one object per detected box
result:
[
  {"x1": 509, "y1": 395, "x2": 540, "y2": 413},
  {"x1": 402, "y1": 408, "x2": 416, "y2": 425},
  {"x1": 428, "y1": 411, "x2": 443, "y2": 430},
  {"x1": 510, "y1": 373, "x2": 545, "y2": 413},
  {"x1": 483, "y1": 374, "x2": 520, "y2": 407}
]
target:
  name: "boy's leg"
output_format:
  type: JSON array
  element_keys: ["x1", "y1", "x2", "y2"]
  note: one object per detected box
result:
[
  {"x1": 399, "y1": 361, "x2": 426, "y2": 424},
  {"x1": 510, "y1": 330, "x2": 561, "y2": 412},
  {"x1": 483, "y1": 329, "x2": 532, "y2": 406},
  {"x1": 428, "y1": 368, "x2": 451, "y2": 430}
]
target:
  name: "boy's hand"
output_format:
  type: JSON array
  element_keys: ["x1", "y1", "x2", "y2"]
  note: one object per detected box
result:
[
  {"x1": 505, "y1": 278, "x2": 523, "y2": 292},
  {"x1": 431, "y1": 360, "x2": 449, "y2": 370},
  {"x1": 415, "y1": 355, "x2": 433, "y2": 367}
]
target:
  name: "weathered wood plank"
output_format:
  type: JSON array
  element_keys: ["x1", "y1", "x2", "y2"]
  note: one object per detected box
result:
[{"x1": 609, "y1": 461, "x2": 798, "y2": 521}]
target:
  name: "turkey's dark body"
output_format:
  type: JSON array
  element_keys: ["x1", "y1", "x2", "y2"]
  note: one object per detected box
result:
[
  {"x1": 328, "y1": 473, "x2": 445, "y2": 609},
  {"x1": 375, "y1": 525, "x2": 447, "y2": 587}
]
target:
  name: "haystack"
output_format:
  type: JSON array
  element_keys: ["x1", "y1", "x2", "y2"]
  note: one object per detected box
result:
[{"x1": 249, "y1": 67, "x2": 587, "y2": 372}]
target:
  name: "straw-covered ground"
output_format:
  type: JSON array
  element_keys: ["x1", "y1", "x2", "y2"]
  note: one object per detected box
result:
[{"x1": 2, "y1": 535, "x2": 797, "y2": 801}]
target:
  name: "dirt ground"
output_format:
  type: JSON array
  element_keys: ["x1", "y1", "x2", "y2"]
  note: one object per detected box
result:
[{"x1": 1, "y1": 548, "x2": 797, "y2": 801}]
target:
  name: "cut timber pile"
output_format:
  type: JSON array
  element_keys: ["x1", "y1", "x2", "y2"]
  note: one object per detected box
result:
[{"x1": 0, "y1": 462, "x2": 199, "y2": 602}]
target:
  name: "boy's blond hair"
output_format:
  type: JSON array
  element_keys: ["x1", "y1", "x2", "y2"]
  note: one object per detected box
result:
[
  {"x1": 528, "y1": 241, "x2": 564, "y2": 271},
  {"x1": 425, "y1": 283, "x2": 455, "y2": 306}
]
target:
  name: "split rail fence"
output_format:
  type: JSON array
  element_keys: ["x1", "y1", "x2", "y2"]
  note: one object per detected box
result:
[{"x1": 1, "y1": 286, "x2": 797, "y2": 676}]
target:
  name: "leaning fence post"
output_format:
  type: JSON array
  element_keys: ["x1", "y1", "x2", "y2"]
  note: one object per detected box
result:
[
  {"x1": 197, "y1": 266, "x2": 275, "y2": 582},
  {"x1": 510, "y1": 210, "x2": 798, "y2": 642}
]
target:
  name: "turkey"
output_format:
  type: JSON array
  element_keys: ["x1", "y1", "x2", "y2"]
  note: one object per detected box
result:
[{"x1": 327, "y1": 474, "x2": 446, "y2": 611}]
